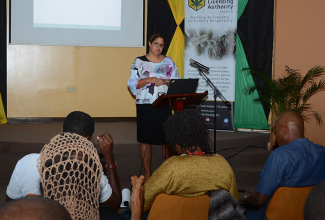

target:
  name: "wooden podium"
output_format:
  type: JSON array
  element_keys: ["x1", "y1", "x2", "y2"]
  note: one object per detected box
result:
[{"x1": 152, "y1": 91, "x2": 208, "y2": 112}]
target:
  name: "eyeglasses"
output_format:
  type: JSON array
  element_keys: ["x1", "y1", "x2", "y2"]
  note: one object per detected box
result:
[{"x1": 153, "y1": 42, "x2": 164, "y2": 48}]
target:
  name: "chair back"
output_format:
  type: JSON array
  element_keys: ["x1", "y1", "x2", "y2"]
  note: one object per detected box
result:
[
  {"x1": 266, "y1": 185, "x2": 314, "y2": 220},
  {"x1": 147, "y1": 193, "x2": 210, "y2": 220}
]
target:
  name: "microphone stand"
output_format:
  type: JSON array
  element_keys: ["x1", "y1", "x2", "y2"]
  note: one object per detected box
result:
[{"x1": 196, "y1": 67, "x2": 231, "y2": 155}]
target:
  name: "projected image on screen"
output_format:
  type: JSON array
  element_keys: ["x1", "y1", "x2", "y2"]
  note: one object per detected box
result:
[
  {"x1": 33, "y1": 0, "x2": 121, "y2": 30},
  {"x1": 11, "y1": 0, "x2": 144, "y2": 47}
]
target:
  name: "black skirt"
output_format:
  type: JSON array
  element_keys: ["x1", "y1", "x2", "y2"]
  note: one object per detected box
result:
[{"x1": 136, "y1": 104, "x2": 171, "y2": 145}]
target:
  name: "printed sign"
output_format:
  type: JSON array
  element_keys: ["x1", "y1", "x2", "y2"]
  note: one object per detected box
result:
[{"x1": 184, "y1": 0, "x2": 238, "y2": 130}]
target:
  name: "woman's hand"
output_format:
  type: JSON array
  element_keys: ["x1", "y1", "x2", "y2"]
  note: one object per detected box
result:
[
  {"x1": 146, "y1": 77, "x2": 166, "y2": 86},
  {"x1": 137, "y1": 77, "x2": 167, "y2": 89},
  {"x1": 137, "y1": 77, "x2": 157, "y2": 89},
  {"x1": 137, "y1": 77, "x2": 166, "y2": 89},
  {"x1": 154, "y1": 78, "x2": 166, "y2": 86},
  {"x1": 131, "y1": 175, "x2": 145, "y2": 220},
  {"x1": 146, "y1": 77, "x2": 158, "y2": 84}
]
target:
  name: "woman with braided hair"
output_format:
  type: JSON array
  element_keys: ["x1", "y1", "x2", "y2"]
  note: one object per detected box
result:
[{"x1": 139, "y1": 110, "x2": 239, "y2": 213}]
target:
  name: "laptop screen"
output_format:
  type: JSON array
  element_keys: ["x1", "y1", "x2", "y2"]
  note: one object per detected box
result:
[{"x1": 166, "y1": 79, "x2": 199, "y2": 95}]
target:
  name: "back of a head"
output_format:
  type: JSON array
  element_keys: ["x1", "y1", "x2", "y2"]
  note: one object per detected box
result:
[
  {"x1": 279, "y1": 110, "x2": 304, "y2": 128},
  {"x1": 39, "y1": 133, "x2": 103, "y2": 220},
  {"x1": 63, "y1": 111, "x2": 94, "y2": 138},
  {"x1": 164, "y1": 110, "x2": 211, "y2": 153},
  {"x1": 276, "y1": 110, "x2": 305, "y2": 141},
  {"x1": 0, "y1": 197, "x2": 72, "y2": 220},
  {"x1": 304, "y1": 179, "x2": 325, "y2": 220}
]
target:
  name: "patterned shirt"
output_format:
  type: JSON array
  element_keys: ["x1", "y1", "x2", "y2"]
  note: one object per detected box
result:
[{"x1": 128, "y1": 55, "x2": 180, "y2": 104}]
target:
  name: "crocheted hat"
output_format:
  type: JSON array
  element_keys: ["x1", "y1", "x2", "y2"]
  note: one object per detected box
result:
[{"x1": 38, "y1": 132, "x2": 102, "y2": 220}]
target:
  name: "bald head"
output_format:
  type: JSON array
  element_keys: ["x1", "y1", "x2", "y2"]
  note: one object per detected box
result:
[
  {"x1": 273, "y1": 111, "x2": 305, "y2": 146},
  {"x1": 0, "y1": 197, "x2": 72, "y2": 220}
]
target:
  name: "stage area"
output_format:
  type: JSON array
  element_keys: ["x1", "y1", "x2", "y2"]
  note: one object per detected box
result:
[{"x1": 0, "y1": 122, "x2": 271, "y2": 204}]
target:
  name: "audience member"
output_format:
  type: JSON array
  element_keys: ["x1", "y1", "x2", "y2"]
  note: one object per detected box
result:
[
  {"x1": 6, "y1": 111, "x2": 122, "y2": 219},
  {"x1": 0, "y1": 196, "x2": 72, "y2": 220},
  {"x1": 132, "y1": 110, "x2": 240, "y2": 214},
  {"x1": 304, "y1": 179, "x2": 325, "y2": 220},
  {"x1": 38, "y1": 132, "x2": 120, "y2": 220},
  {"x1": 241, "y1": 110, "x2": 325, "y2": 220}
]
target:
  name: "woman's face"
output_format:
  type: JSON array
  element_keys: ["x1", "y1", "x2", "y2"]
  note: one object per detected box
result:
[{"x1": 149, "y1": 37, "x2": 164, "y2": 55}]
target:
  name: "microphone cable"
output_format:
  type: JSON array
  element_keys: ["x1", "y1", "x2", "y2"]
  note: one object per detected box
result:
[{"x1": 224, "y1": 145, "x2": 269, "y2": 160}]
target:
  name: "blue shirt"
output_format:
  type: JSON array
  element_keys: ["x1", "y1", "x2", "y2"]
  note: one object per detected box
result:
[{"x1": 246, "y1": 138, "x2": 325, "y2": 220}]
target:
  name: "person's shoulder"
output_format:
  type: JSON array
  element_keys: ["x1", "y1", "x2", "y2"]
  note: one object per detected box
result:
[
  {"x1": 131, "y1": 56, "x2": 144, "y2": 65},
  {"x1": 160, "y1": 156, "x2": 192, "y2": 169},
  {"x1": 164, "y1": 56, "x2": 175, "y2": 63},
  {"x1": 276, "y1": 138, "x2": 320, "y2": 152},
  {"x1": 174, "y1": 154, "x2": 225, "y2": 164},
  {"x1": 19, "y1": 153, "x2": 40, "y2": 163},
  {"x1": 136, "y1": 55, "x2": 149, "y2": 62},
  {"x1": 306, "y1": 138, "x2": 325, "y2": 148},
  {"x1": 267, "y1": 144, "x2": 294, "y2": 162},
  {"x1": 211, "y1": 154, "x2": 235, "y2": 170},
  {"x1": 212, "y1": 154, "x2": 228, "y2": 162},
  {"x1": 163, "y1": 155, "x2": 182, "y2": 164},
  {"x1": 305, "y1": 139, "x2": 325, "y2": 154},
  {"x1": 270, "y1": 145, "x2": 287, "y2": 156},
  {"x1": 12, "y1": 153, "x2": 40, "y2": 175}
]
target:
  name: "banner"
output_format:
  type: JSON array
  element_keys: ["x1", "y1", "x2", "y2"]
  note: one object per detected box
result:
[
  {"x1": 184, "y1": 0, "x2": 238, "y2": 130},
  {"x1": 0, "y1": 92, "x2": 7, "y2": 124}
]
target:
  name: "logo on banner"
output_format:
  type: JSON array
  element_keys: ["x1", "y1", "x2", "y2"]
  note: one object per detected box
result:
[
  {"x1": 224, "y1": 118, "x2": 229, "y2": 124},
  {"x1": 205, "y1": 117, "x2": 210, "y2": 122},
  {"x1": 189, "y1": 0, "x2": 205, "y2": 11}
]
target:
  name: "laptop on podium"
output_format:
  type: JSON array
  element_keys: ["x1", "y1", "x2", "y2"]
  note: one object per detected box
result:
[{"x1": 166, "y1": 79, "x2": 199, "y2": 96}]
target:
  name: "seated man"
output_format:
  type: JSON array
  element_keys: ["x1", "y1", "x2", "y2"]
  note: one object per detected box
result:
[
  {"x1": 131, "y1": 110, "x2": 241, "y2": 218},
  {"x1": 6, "y1": 111, "x2": 122, "y2": 214},
  {"x1": 241, "y1": 110, "x2": 325, "y2": 220},
  {"x1": 0, "y1": 196, "x2": 72, "y2": 220}
]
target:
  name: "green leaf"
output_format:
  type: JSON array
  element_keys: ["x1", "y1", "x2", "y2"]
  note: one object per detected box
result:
[{"x1": 242, "y1": 65, "x2": 325, "y2": 126}]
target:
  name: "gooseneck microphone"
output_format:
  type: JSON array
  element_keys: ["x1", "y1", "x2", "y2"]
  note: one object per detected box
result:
[{"x1": 189, "y1": 59, "x2": 210, "y2": 73}]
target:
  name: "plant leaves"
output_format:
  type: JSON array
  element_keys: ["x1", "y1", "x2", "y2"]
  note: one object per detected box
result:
[{"x1": 242, "y1": 65, "x2": 325, "y2": 126}]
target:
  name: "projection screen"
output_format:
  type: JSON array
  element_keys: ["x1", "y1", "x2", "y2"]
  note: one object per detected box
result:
[{"x1": 10, "y1": 0, "x2": 144, "y2": 47}]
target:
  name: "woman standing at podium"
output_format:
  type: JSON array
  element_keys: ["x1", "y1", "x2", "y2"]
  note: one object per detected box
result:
[{"x1": 128, "y1": 33, "x2": 180, "y2": 182}]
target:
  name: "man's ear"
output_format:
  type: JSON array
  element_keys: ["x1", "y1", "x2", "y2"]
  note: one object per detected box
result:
[
  {"x1": 281, "y1": 125, "x2": 288, "y2": 135},
  {"x1": 280, "y1": 125, "x2": 290, "y2": 144}
]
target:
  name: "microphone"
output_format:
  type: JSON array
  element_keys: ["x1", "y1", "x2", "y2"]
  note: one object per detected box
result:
[{"x1": 189, "y1": 59, "x2": 210, "y2": 73}]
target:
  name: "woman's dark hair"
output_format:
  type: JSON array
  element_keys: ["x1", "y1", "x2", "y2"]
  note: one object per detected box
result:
[
  {"x1": 148, "y1": 33, "x2": 165, "y2": 44},
  {"x1": 163, "y1": 110, "x2": 211, "y2": 154}
]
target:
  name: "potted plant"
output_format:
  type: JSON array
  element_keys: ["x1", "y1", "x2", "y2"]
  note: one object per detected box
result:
[{"x1": 243, "y1": 65, "x2": 325, "y2": 138}]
